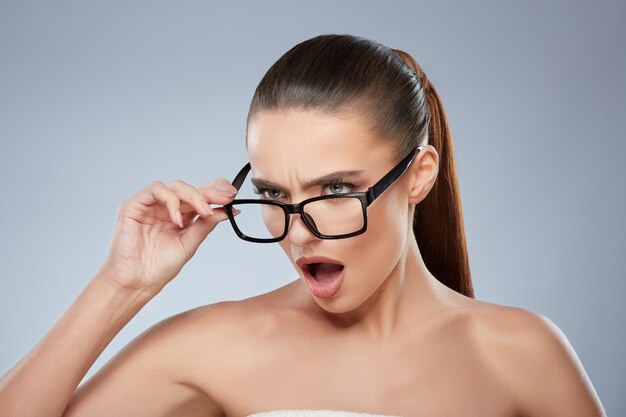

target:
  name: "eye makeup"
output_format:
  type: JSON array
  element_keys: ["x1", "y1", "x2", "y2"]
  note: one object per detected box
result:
[{"x1": 250, "y1": 170, "x2": 365, "y2": 195}]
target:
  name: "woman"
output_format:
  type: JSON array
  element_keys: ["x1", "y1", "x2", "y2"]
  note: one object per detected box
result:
[{"x1": 0, "y1": 33, "x2": 605, "y2": 417}]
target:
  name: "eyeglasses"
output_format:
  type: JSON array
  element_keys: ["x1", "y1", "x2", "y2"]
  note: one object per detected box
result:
[{"x1": 224, "y1": 146, "x2": 423, "y2": 243}]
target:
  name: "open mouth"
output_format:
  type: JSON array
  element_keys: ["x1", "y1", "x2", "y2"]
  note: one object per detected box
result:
[
  {"x1": 296, "y1": 256, "x2": 346, "y2": 297},
  {"x1": 307, "y1": 262, "x2": 345, "y2": 285}
]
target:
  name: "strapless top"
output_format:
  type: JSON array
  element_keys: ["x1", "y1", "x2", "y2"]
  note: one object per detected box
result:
[{"x1": 246, "y1": 410, "x2": 403, "y2": 417}]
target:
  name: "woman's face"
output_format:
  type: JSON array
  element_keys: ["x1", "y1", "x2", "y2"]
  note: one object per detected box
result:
[{"x1": 246, "y1": 108, "x2": 416, "y2": 313}]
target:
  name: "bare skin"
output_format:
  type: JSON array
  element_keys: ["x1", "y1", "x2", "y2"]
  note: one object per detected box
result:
[{"x1": 0, "y1": 109, "x2": 605, "y2": 417}]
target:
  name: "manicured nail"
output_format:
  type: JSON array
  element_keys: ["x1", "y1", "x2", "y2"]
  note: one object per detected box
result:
[
  {"x1": 205, "y1": 202, "x2": 215, "y2": 216},
  {"x1": 176, "y1": 210, "x2": 183, "y2": 228},
  {"x1": 216, "y1": 184, "x2": 238, "y2": 196}
]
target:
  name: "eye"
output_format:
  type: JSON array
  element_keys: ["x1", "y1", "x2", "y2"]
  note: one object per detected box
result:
[
  {"x1": 323, "y1": 182, "x2": 356, "y2": 195},
  {"x1": 253, "y1": 187, "x2": 285, "y2": 200}
]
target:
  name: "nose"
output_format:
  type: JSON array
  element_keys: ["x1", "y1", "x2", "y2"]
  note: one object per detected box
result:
[{"x1": 287, "y1": 213, "x2": 319, "y2": 247}]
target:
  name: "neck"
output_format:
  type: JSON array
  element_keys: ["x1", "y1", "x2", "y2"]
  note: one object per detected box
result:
[{"x1": 300, "y1": 237, "x2": 453, "y2": 341}]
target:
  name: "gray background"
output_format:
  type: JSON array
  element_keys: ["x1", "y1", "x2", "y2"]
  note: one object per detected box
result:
[{"x1": 1, "y1": 0, "x2": 624, "y2": 414}]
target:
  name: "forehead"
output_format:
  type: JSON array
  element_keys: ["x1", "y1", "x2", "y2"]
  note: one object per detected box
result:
[{"x1": 246, "y1": 109, "x2": 393, "y2": 180}]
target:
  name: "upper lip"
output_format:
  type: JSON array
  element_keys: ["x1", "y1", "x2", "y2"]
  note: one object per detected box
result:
[{"x1": 295, "y1": 256, "x2": 344, "y2": 271}]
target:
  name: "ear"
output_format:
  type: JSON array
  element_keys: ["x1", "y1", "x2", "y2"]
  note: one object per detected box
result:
[{"x1": 407, "y1": 145, "x2": 439, "y2": 204}]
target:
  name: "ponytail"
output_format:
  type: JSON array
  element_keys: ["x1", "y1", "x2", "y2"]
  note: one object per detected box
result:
[{"x1": 393, "y1": 50, "x2": 474, "y2": 298}]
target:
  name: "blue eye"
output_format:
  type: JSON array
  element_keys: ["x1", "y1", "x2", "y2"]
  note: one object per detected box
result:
[
  {"x1": 253, "y1": 187, "x2": 285, "y2": 200},
  {"x1": 323, "y1": 182, "x2": 355, "y2": 195}
]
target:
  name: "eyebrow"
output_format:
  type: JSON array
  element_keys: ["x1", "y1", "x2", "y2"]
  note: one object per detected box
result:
[{"x1": 251, "y1": 170, "x2": 365, "y2": 192}]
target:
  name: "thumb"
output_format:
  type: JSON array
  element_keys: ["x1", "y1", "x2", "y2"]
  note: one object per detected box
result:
[{"x1": 179, "y1": 208, "x2": 230, "y2": 256}]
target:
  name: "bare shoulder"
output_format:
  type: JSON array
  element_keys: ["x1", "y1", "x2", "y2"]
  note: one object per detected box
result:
[
  {"x1": 148, "y1": 289, "x2": 288, "y2": 338},
  {"x1": 65, "y1": 300, "x2": 240, "y2": 417},
  {"x1": 460, "y1": 300, "x2": 606, "y2": 417},
  {"x1": 66, "y1": 296, "x2": 276, "y2": 417}
]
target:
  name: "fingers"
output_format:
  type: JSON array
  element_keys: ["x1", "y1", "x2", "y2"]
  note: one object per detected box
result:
[
  {"x1": 133, "y1": 181, "x2": 185, "y2": 227},
  {"x1": 179, "y1": 207, "x2": 229, "y2": 253},
  {"x1": 167, "y1": 179, "x2": 216, "y2": 218},
  {"x1": 170, "y1": 178, "x2": 239, "y2": 216},
  {"x1": 197, "y1": 178, "x2": 239, "y2": 205},
  {"x1": 130, "y1": 178, "x2": 238, "y2": 229}
]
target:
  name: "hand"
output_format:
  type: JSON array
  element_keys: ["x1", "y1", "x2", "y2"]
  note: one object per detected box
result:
[{"x1": 98, "y1": 179, "x2": 238, "y2": 295}]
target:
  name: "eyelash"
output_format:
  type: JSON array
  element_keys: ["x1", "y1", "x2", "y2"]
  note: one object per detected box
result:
[
  {"x1": 252, "y1": 180, "x2": 358, "y2": 200},
  {"x1": 252, "y1": 187, "x2": 284, "y2": 200},
  {"x1": 323, "y1": 180, "x2": 357, "y2": 195}
]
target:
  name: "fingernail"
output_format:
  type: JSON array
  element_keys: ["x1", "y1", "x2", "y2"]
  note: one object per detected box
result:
[
  {"x1": 205, "y1": 202, "x2": 215, "y2": 216},
  {"x1": 176, "y1": 210, "x2": 183, "y2": 228},
  {"x1": 217, "y1": 184, "x2": 238, "y2": 196}
]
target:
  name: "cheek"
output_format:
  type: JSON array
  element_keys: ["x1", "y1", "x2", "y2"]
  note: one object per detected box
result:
[
  {"x1": 278, "y1": 240, "x2": 291, "y2": 261},
  {"x1": 343, "y1": 195, "x2": 410, "y2": 283},
  {"x1": 367, "y1": 199, "x2": 407, "y2": 260}
]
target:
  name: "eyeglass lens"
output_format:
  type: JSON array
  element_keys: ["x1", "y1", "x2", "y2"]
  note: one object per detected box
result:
[{"x1": 231, "y1": 177, "x2": 365, "y2": 240}]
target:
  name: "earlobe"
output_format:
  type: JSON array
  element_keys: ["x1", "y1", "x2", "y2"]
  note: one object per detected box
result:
[{"x1": 407, "y1": 145, "x2": 439, "y2": 204}]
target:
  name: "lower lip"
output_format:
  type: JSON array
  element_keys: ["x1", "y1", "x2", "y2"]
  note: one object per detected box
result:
[{"x1": 303, "y1": 266, "x2": 345, "y2": 298}]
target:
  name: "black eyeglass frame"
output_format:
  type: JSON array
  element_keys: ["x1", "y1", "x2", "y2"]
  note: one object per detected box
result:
[{"x1": 224, "y1": 145, "x2": 424, "y2": 243}]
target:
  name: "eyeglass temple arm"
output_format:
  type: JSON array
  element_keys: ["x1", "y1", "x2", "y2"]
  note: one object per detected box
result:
[
  {"x1": 232, "y1": 162, "x2": 252, "y2": 190},
  {"x1": 366, "y1": 146, "x2": 423, "y2": 204}
]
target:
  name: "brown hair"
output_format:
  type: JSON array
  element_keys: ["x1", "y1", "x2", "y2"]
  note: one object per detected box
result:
[{"x1": 246, "y1": 34, "x2": 474, "y2": 298}]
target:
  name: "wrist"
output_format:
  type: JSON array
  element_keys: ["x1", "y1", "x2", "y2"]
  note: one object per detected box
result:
[{"x1": 92, "y1": 267, "x2": 160, "y2": 305}]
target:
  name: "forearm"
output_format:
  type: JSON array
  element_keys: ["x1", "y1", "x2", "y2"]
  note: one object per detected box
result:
[{"x1": 0, "y1": 270, "x2": 156, "y2": 417}]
